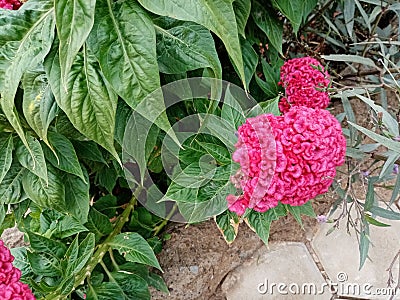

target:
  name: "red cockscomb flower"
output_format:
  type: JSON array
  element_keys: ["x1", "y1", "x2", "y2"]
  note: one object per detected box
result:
[
  {"x1": 227, "y1": 106, "x2": 346, "y2": 215},
  {"x1": 279, "y1": 57, "x2": 330, "y2": 113}
]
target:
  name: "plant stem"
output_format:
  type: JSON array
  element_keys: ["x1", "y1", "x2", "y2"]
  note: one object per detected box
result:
[{"x1": 44, "y1": 196, "x2": 137, "y2": 300}]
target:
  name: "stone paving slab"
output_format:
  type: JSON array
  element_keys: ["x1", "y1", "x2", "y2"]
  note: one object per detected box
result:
[
  {"x1": 312, "y1": 211, "x2": 400, "y2": 299},
  {"x1": 222, "y1": 242, "x2": 331, "y2": 299}
]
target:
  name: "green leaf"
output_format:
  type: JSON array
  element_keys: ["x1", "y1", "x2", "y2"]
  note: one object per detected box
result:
[
  {"x1": 271, "y1": 0, "x2": 317, "y2": 33},
  {"x1": 352, "y1": 93, "x2": 399, "y2": 137},
  {"x1": 43, "y1": 132, "x2": 85, "y2": 181},
  {"x1": 255, "y1": 58, "x2": 282, "y2": 98},
  {"x1": 286, "y1": 201, "x2": 316, "y2": 228},
  {"x1": 221, "y1": 85, "x2": 246, "y2": 130},
  {"x1": 231, "y1": 37, "x2": 257, "y2": 90},
  {"x1": 344, "y1": 0, "x2": 355, "y2": 37},
  {"x1": 365, "y1": 214, "x2": 390, "y2": 227},
  {"x1": 22, "y1": 165, "x2": 66, "y2": 212},
  {"x1": 62, "y1": 171, "x2": 90, "y2": 224},
  {"x1": 322, "y1": 54, "x2": 377, "y2": 68},
  {"x1": 0, "y1": 135, "x2": 13, "y2": 184},
  {"x1": 27, "y1": 251, "x2": 63, "y2": 277},
  {"x1": 93, "y1": 195, "x2": 118, "y2": 218},
  {"x1": 258, "y1": 96, "x2": 280, "y2": 115},
  {"x1": 16, "y1": 134, "x2": 48, "y2": 183},
  {"x1": 154, "y1": 18, "x2": 222, "y2": 78},
  {"x1": 85, "y1": 208, "x2": 113, "y2": 240},
  {"x1": 348, "y1": 122, "x2": 400, "y2": 153},
  {"x1": 0, "y1": 160, "x2": 25, "y2": 204},
  {"x1": 359, "y1": 222, "x2": 370, "y2": 269},
  {"x1": 55, "y1": 0, "x2": 96, "y2": 83},
  {"x1": 215, "y1": 210, "x2": 240, "y2": 244},
  {"x1": 45, "y1": 42, "x2": 119, "y2": 162},
  {"x1": 233, "y1": 0, "x2": 251, "y2": 36},
  {"x1": 28, "y1": 232, "x2": 67, "y2": 259},
  {"x1": 54, "y1": 215, "x2": 88, "y2": 239},
  {"x1": 97, "y1": 166, "x2": 118, "y2": 193},
  {"x1": 367, "y1": 205, "x2": 400, "y2": 220},
  {"x1": 245, "y1": 203, "x2": 287, "y2": 245},
  {"x1": 137, "y1": 0, "x2": 246, "y2": 87},
  {"x1": 87, "y1": 282, "x2": 125, "y2": 300},
  {"x1": 0, "y1": 0, "x2": 55, "y2": 159},
  {"x1": 88, "y1": 0, "x2": 160, "y2": 109},
  {"x1": 251, "y1": 1, "x2": 283, "y2": 54},
  {"x1": 109, "y1": 272, "x2": 151, "y2": 300},
  {"x1": 72, "y1": 140, "x2": 107, "y2": 164},
  {"x1": 22, "y1": 66, "x2": 58, "y2": 147},
  {"x1": 65, "y1": 233, "x2": 95, "y2": 276},
  {"x1": 148, "y1": 274, "x2": 169, "y2": 294},
  {"x1": 10, "y1": 247, "x2": 32, "y2": 276},
  {"x1": 108, "y1": 232, "x2": 162, "y2": 271}
]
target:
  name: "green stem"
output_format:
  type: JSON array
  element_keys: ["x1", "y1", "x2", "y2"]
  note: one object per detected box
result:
[
  {"x1": 109, "y1": 248, "x2": 120, "y2": 271},
  {"x1": 43, "y1": 197, "x2": 137, "y2": 300},
  {"x1": 153, "y1": 203, "x2": 177, "y2": 236}
]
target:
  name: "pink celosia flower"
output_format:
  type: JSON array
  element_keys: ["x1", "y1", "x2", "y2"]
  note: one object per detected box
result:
[
  {"x1": 0, "y1": 282, "x2": 36, "y2": 300},
  {"x1": 279, "y1": 57, "x2": 330, "y2": 113},
  {"x1": 0, "y1": 0, "x2": 21, "y2": 10},
  {"x1": 227, "y1": 106, "x2": 346, "y2": 215},
  {"x1": 228, "y1": 114, "x2": 277, "y2": 215},
  {"x1": 0, "y1": 241, "x2": 35, "y2": 299}
]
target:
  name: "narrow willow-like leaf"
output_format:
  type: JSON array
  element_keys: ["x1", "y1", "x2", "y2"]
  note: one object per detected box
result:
[
  {"x1": 137, "y1": 0, "x2": 246, "y2": 88},
  {"x1": 22, "y1": 66, "x2": 58, "y2": 147},
  {"x1": 55, "y1": 0, "x2": 96, "y2": 84},
  {"x1": 45, "y1": 42, "x2": 119, "y2": 162},
  {"x1": 88, "y1": 0, "x2": 160, "y2": 109},
  {"x1": 0, "y1": 0, "x2": 55, "y2": 159}
]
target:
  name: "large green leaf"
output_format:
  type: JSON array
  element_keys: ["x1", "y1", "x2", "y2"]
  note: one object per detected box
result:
[
  {"x1": 154, "y1": 18, "x2": 222, "y2": 78},
  {"x1": 55, "y1": 0, "x2": 96, "y2": 83},
  {"x1": 22, "y1": 165, "x2": 66, "y2": 212},
  {"x1": 43, "y1": 131, "x2": 85, "y2": 181},
  {"x1": 0, "y1": 135, "x2": 13, "y2": 184},
  {"x1": 108, "y1": 232, "x2": 162, "y2": 271},
  {"x1": 16, "y1": 134, "x2": 48, "y2": 183},
  {"x1": 252, "y1": 1, "x2": 283, "y2": 54},
  {"x1": 88, "y1": 0, "x2": 160, "y2": 109},
  {"x1": 0, "y1": 0, "x2": 55, "y2": 158},
  {"x1": 137, "y1": 0, "x2": 246, "y2": 87},
  {"x1": 22, "y1": 66, "x2": 58, "y2": 147},
  {"x1": 0, "y1": 160, "x2": 25, "y2": 205},
  {"x1": 27, "y1": 252, "x2": 63, "y2": 277},
  {"x1": 271, "y1": 0, "x2": 317, "y2": 33},
  {"x1": 231, "y1": 37, "x2": 257, "y2": 90},
  {"x1": 45, "y1": 43, "x2": 119, "y2": 162}
]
